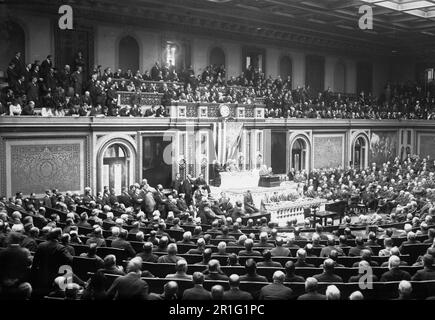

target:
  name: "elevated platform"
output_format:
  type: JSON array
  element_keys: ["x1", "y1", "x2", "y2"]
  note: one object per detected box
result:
[{"x1": 210, "y1": 181, "x2": 298, "y2": 211}]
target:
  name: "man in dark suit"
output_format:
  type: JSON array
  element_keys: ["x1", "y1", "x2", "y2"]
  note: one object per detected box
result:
[
  {"x1": 271, "y1": 237, "x2": 291, "y2": 257},
  {"x1": 72, "y1": 66, "x2": 84, "y2": 95},
  {"x1": 157, "y1": 243, "x2": 183, "y2": 263},
  {"x1": 0, "y1": 232, "x2": 32, "y2": 288},
  {"x1": 182, "y1": 272, "x2": 212, "y2": 300},
  {"x1": 257, "y1": 250, "x2": 282, "y2": 268},
  {"x1": 148, "y1": 281, "x2": 178, "y2": 300},
  {"x1": 238, "y1": 239, "x2": 262, "y2": 257},
  {"x1": 11, "y1": 52, "x2": 24, "y2": 76},
  {"x1": 411, "y1": 254, "x2": 435, "y2": 281},
  {"x1": 349, "y1": 261, "x2": 379, "y2": 283},
  {"x1": 107, "y1": 257, "x2": 149, "y2": 300},
  {"x1": 204, "y1": 260, "x2": 228, "y2": 281},
  {"x1": 218, "y1": 192, "x2": 233, "y2": 216},
  {"x1": 118, "y1": 187, "x2": 133, "y2": 207},
  {"x1": 111, "y1": 229, "x2": 136, "y2": 258},
  {"x1": 171, "y1": 173, "x2": 183, "y2": 194},
  {"x1": 244, "y1": 190, "x2": 259, "y2": 214},
  {"x1": 180, "y1": 175, "x2": 193, "y2": 206},
  {"x1": 348, "y1": 236, "x2": 373, "y2": 257},
  {"x1": 239, "y1": 259, "x2": 268, "y2": 282},
  {"x1": 294, "y1": 249, "x2": 315, "y2": 268},
  {"x1": 297, "y1": 277, "x2": 327, "y2": 300},
  {"x1": 7, "y1": 62, "x2": 18, "y2": 89},
  {"x1": 313, "y1": 258, "x2": 344, "y2": 283},
  {"x1": 231, "y1": 201, "x2": 246, "y2": 222},
  {"x1": 380, "y1": 255, "x2": 411, "y2": 282},
  {"x1": 31, "y1": 228, "x2": 73, "y2": 296},
  {"x1": 41, "y1": 190, "x2": 52, "y2": 208},
  {"x1": 259, "y1": 271, "x2": 293, "y2": 300},
  {"x1": 136, "y1": 242, "x2": 159, "y2": 263},
  {"x1": 222, "y1": 274, "x2": 253, "y2": 300},
  {"x1": 26, "y1": 77, "x2": 40, "y2": 107},
  {"x1": 284, "y1": 261, "x2": 305, "y2": 283}
]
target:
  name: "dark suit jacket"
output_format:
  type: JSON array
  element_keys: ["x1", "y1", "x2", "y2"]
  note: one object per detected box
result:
[
  {"x1": 294, "y1": 260, "x2": 315, "y2": 268},
  {"x1": 31, "y1": 240, "x2": 73, "y2": 292},
  {"x1": 297, "y1": 292, "x2": 327, "y2": 300},
  {"x1": 349, "y1": 274, "x2": 379, "y2": 283},
  {"x1": 204, "y1": 272, "x2": 229, "y2": 281},
  {"x1": 411, "y1": 267, "x2": 435, "y2": 281},
  {"x1": 239, "y1": 273, "x2": 268, "y2": 283},
  {"x1": 259, "y1": 283, "x2": 293, "y2": 300},
  {"x1": 223, "y1": 288, "x2": 253, "y2": 300},
  {"x1": 107, "y1": 272, "x2": 148, "y2": 300},
  {"x1": 284, "y1": 274, "x2": 305, "y2": 283},
  {"x1": 111, "y1": 239, "x2": 136, "y2": 258},
  {"x1": 182, "y1": 285, "x2": 212, "y2": 300},
  {"x1": 380, "y1": 268, "x2": 411, "y2": 282},
  {"x1": 313, "y1": 272, "x2": 343, "y2": 283},
  {"x1": 0, "y1": 245, "x2": 32, "y2": 283}
]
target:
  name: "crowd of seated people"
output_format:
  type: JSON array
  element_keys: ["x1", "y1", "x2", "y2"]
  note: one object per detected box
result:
[
  {"x1": 1, "y1": 155, "x2": 435, "y2": 300},
  {"x1": 2, "y1": 51, "x2": 434, "y2": 120},
  {"x1": 289, "y1": 154, "x2": 435, "y2": 219}
]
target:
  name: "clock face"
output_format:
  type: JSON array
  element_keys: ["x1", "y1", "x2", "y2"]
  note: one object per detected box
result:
[{"x1": 220, "y1": 104, "x2": 230, "y2": 117}]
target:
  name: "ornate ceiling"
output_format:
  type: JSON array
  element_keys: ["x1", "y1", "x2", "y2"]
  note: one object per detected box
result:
[{"x1": 4, "y1": 0, "x2": 435, "y2": 58}]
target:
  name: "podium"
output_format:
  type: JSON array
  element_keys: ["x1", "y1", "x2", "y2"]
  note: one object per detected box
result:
[{"x1": 258, "y1": 175, "x2": 281, "y2": 188}]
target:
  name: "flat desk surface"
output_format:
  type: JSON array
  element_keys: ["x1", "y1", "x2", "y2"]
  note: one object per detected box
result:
[{"x1": 305, "y1": 210, "x2": 339, "y2": 217}]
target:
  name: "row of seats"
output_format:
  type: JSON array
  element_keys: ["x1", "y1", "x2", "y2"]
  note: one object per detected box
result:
[
  {"x1": 70, "y1": 255, "x2": 427, "y2": 284},
  {"x1": 87, "y1": 272, "x2": 435, "y2": 300}
]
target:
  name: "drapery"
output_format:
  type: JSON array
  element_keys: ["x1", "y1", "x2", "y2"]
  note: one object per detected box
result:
[{"x1": 224, "y1": 120, "x2": 243, "y2": 164}]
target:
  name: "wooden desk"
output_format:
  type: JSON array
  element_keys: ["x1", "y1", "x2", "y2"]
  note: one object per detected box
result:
[{"x1": 305, "y1": 210, "x2": 340, "y2": 227}]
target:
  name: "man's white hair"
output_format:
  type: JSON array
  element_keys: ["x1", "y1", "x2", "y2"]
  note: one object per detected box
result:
[
  {"x1": 398, "y1": 280, "x2": 412, "y2": 295},
  {"x1": 111, "y1": 226, "x2": 120, "y2": 236},
  {"x1": 11, "y1": 224, "x2": 24, "y2": 233},
  {"x1": 326, "y1": 285, "x2": 341, "y2": 300},
  {"x1": 388, "y1": 255, "x2": 401, "y2": 269},
  {"x1": 349, "y1": 291, "x2": 364, "y2": 300}
]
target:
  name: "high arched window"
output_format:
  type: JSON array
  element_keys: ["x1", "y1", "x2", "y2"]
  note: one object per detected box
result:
[
  {"x1": 291, "y1": 138, "x2": 308, "y2": 172},
  {"x1": 118, "y1": 35, "x2": 140, "y2": 73},
  {"x1": 0, "y1": 21, "x2": 25, "y2": 75},
  {"x1": 101, "y1": 144, "x2": 131, "y2": 195},
  {"x1": 209, "y1": 47, "x2": 225, "y2": 68},
  {"x1": 352, "y1": 136, "x2": 368, "y2": 170},
  {"x1": 279, "y1": 56, "x2": 292, "y2": 84},
  {"x1": 334, "y1": 61, "x2": 346, "y2": 93}
]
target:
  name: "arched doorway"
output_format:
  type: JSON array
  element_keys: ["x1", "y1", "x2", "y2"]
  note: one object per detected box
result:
[
  {"x1": 334, "y1": 61, "x2": 346, "y2": 93},
  {"x1": 352, "y1": 136, "x2": 368, "y2": 170},
  {"x1": 209, "y1": 47, "x2": 225, "y2": 69},
  {"x1": 279, "y1": 56, "x2": 292, "y2": 82},
  {"x1": 0, "y1": 21, "x2": 25, "y2": 75},
  {"x1": 291, "y1": 138, "x2": 308, "y2": 172},
  {"x1": 118, "y1": 35, "x2": 139, "y2": 72},
  {"x1": 101, "y1": 144, "x2": 131, "y2": 195}
]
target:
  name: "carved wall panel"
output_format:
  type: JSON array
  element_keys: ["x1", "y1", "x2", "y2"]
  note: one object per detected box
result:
[
  {"x1": 6, "y1": 139, "x2": 85, "y2": 195},
  {"x1": 313, "y1": 134, "x2": 344, "y2": 169}
]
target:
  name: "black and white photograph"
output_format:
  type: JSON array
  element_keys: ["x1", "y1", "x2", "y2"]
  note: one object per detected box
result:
[{"x1": 1, "y1": 0, "x2": 435, "y2": 309}]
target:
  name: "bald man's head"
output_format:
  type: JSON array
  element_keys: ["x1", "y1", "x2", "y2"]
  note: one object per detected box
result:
[
  {"x1": 229, "y1": 274, "x2": 240, "y2": 287},
  {"x1": 211, "y1": 285, "x2": 224, "y2": 300},
  {"x1": 164, "y1": 281, "x2": 178, "y2": 297}
]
